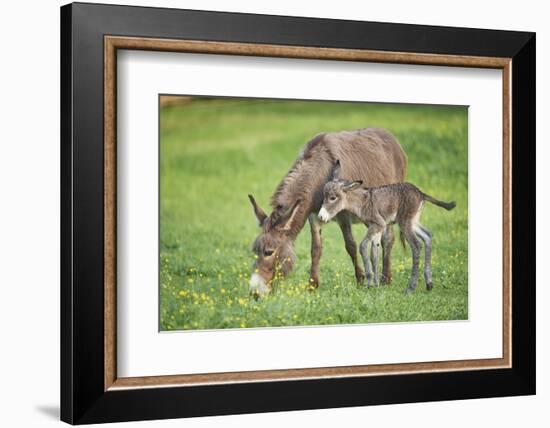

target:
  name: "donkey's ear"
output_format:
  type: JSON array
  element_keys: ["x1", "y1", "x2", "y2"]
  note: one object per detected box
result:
[
  {"x1": 248, "y1": 194, "x2": 267, "y2": 226},
  {"x1": 343, "y1": 180, "x2": 363, "y2": 192},
  {"x1": 282, "y1": 199, "x2": 302, "y2": 231},
  {"x1": 331, "y1": 160, "x2": 342, "y2": 180}
]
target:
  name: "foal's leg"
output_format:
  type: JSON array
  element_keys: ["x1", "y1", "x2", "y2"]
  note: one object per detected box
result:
[
  {"x1": 403, "y1": 225, "x2": 422, "y2": 294},
  {"x1": 381, "y1": 226, "x2": 395, "y2": 284},
  {"x1": 359, "y1": 233, "x2": 372, "y2": 287},
  {"x1": 337, "y1": 213, "x2": 365, "y2": 283},
  {"x1": 415, "y1": 224, "x2": 433, "y2": 291},
  {"x1": 308, "y1": 214, "x2": 323, "y2": 288},
  {"x1": 360, "y1": 225, "x2": 384, "y2": 288},
  {"x1": 369, "y1": 242, "x2": 376, "y2": 282},
  {"x1": 370, "y1": 228, "x2": 384, "y2": 287}
]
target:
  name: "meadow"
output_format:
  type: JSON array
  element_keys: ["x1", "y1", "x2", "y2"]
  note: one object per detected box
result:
[{"x1": 159, "y1": 97, "x2": 468, "y2": 331}]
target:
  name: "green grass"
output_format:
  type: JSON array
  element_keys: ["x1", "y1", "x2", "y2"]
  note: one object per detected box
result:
[{"x1": 159, "y1": 98, "x2": 468, "y2": 331}]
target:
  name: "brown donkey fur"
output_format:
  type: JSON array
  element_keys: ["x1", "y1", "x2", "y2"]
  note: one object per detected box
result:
[
  {"x1": 318, "y1": 161, "x2": 456, "y2": 293},
  {"x1": 248, "y1": 128, "x2": 407, "y2": 298}
]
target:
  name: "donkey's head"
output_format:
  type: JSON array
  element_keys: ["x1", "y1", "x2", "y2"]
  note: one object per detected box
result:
[
  {"x1": 247, "y1": 195, "x2": 302, "y2": 299},
  {"x1": 318, "y1": 160, "x2": 362, "y2": 223}
]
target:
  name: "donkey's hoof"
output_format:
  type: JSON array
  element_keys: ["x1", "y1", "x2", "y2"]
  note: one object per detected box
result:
[
  {"x1": 308, "y1": 277, "x2": 319, "y2": 291},
  {"x1": 426, "y1": 282, "x2": 433, "y2": 291},
  {"x1": 405, "y1": 287, "x2": 415, "y2": 295}
]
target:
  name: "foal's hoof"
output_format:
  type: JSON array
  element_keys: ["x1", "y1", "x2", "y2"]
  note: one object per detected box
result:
[
  {"x1": 426, "y1": 282, "x2": 433, "y2": 291},
  {"x1": 355, "y1": 271, "x2": 365, "y2": 284},
  {"x1": 382, "y1": 274, "x2": 392, "y2": 285}
]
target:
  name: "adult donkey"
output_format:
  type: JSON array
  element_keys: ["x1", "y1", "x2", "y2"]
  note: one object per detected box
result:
[{"x1": 248, "y1": 128, "x2": 407, "y2": 298}]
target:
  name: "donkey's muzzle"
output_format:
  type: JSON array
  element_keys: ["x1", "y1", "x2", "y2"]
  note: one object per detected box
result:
[{"x1": 249, "y1": 273, "x2": 270, "y2": 298}]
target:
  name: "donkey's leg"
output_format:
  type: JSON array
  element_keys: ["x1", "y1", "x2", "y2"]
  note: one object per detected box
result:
[
  {"x1": 308, "y1": 213, "x2": 323, "y2": 289},
  {"x1": 381, "y1": 226, "x2": 395, "y2": 285},
  {"x1": 337, "y1": 213, "x2": 365, "y2": 283},
  {"x1": 415, "y1": 224, "x2": 433, "y2": 291},
  {"x1": 403, "y1": 225, "x2": 422, "y2": 294}
]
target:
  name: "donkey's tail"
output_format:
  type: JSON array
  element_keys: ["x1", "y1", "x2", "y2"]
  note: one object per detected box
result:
[{"x1": 422, "y1": 193, "x2": 456, "y2": 211}]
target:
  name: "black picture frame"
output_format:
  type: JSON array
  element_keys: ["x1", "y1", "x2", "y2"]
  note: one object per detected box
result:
[{"x1": 61, "y1": 2, "x2": 535, "y2": 424}]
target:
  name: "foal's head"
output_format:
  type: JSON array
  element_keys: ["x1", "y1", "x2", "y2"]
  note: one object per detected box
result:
[{"x1": 318, "y1": 160, "x2": 362, "y2": 223}]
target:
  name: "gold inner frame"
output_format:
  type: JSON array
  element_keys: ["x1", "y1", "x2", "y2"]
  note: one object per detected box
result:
[{"x1": 104, "y1": 35, "x2": 512, "y2": 391}]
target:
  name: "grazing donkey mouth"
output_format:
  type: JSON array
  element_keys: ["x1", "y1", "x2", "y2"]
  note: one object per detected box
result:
[{"x1": 249, "y1": 273, "x2": 271, "y2": 299}]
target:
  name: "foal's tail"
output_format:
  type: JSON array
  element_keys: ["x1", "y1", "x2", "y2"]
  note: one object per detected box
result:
[
  {"x1": 422, "y1": 193, "x2": 456, "y2": 211},
  {"x1": 399, "y1": 230, "x2": 407, "y2": 250}
]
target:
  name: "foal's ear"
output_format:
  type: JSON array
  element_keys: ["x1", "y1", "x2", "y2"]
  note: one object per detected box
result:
[
  {"x1": 331, "y1": 160, "x2": 342, "y2": 180},
  {"x1": 343, "y1": 180, "x2": 363, "y2": 191}
]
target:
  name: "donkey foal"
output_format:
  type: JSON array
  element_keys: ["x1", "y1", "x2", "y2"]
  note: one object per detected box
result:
[{"x1": 318, "y1": 163, "x2": 455, "y2": 293}]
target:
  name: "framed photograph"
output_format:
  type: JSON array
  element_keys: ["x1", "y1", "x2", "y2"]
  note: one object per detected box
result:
[{"x1": 61, "y1": 2, "x2": 535, "y2": 424}]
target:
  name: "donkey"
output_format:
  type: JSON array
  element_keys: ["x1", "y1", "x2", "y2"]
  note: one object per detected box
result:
[
  {"x1": 248, "y1": 128, "x2": 407, "y2": 298},
  {"x1": 318, "y1": 161, "x2": 456, "y2": 293}
]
